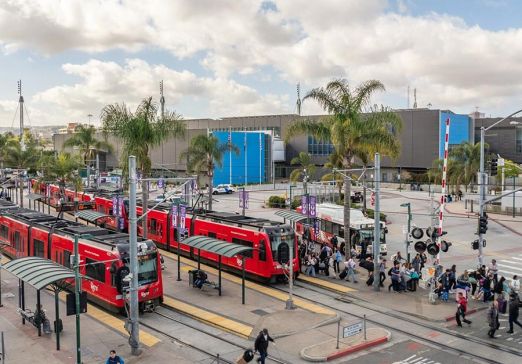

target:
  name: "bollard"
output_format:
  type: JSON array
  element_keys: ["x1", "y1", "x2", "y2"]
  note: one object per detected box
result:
[
  {"x1": 336, "y1": 320, "x2": 340, "y2": 349},
  {"x1": 216, "y1": 353, "x2": 220, "y2": 363},
  {"x1": 363, "y1": 314, "x2": 367, "y2": 341},
  {"x1": 1, "y1": 331, "x2": 4, "y2": 362}
]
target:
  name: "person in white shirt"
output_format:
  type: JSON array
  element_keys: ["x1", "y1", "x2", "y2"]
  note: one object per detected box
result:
[
  {"x1": 345, "y1": 256, "x2": 358, "y2": 283},
  {"x1": 510, "y1": 275, "x2": 520, "y2": 294}
]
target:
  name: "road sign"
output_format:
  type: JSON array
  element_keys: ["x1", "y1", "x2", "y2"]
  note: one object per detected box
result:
[
  {"x1": 301, "y1": 195, "x2": 308, "y2": 215},
  {"x1": 371, "y1": 192, "x2": 375, "y2": 206},
  {"x1": 309, "y1": 196, "x2": 317, "y2": 217},
  {"x1": 498, "y1": 158, "x2": 505, "y2": 167},
  {"x1": 343, "y1": 322, "x2": 363, "y2": 338}
]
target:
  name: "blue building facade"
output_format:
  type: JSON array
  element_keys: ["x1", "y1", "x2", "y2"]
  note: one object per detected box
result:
[
  {"x1": 213, "y1": 131, "x2": 269, "y2": 185},
  {"x1": 439, "y1": 111, "x2": 473, "y2": 158}
]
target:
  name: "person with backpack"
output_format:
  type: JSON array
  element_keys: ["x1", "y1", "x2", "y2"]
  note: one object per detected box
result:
[
  {"x1": 507, "y1": 293, "x2": 522, "y2": 334},
  {"x1": 388, "y1": 262, "x2": 401, "y2": 292},
  {"x1": 378, "y1": 258, "x2": 387, "y2": 287},
  {"x1": 344, "y1": 255, "x2": 358, "y2": 283},
  {"x1": 106, "y1": 350, "x2": 124, "y2": 364},
  {"x1": 455, "y1": 292, "x2": 472, "y2": 327},
  {"x1": 254, "y1": 328, "x2": 274, "y2": 364}
]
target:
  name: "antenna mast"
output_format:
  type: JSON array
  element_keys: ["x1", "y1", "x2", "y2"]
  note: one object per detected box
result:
[
  {"x1": 296, "y1": 83, "x2": 302, "y2": 116},
  {"x1": 17, "y1": 80, "x2": 25, "y2": 151},
  {"x1": 413, "y1": 88, "x2": 417, "y2": 109}
]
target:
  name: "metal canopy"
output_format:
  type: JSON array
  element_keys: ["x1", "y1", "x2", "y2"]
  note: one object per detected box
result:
[
  {"x1": 26, "y1": 193, "x2": 44, "y2": 201},
  {"x1": 75, "y1": 210, "x2": 111, "y2": 223},
  {"x1": 275, "y1": 210, "x2": 307, "y2": 223},
  {"x1": 182, "y1": 235, "x2": 253, "y2": 257},
  {"x1": 3, "y1": 257, "x2": 76, "y2": 291}
]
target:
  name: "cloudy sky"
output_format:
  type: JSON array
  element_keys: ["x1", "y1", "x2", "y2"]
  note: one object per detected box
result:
[{"x1": 1, "y1": 0, "x2": 521, "y2": 127}]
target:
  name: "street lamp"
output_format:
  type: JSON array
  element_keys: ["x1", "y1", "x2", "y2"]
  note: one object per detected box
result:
[
  {"x1": 400, "y1": 203, "x2": 412, "y2": 263},
  {"x1": 479, "y1": 109, "x2": 522, "y2": 265}
]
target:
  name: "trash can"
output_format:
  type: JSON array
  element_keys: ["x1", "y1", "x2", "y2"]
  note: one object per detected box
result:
[{"x1": 188, "y1": 269, "x2": 198, "y2": 287}]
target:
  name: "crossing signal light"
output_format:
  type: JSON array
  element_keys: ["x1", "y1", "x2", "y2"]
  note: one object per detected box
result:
[
  {"x1": 478, "y1": 214, "x2": 488, "y2": 234},
  {"x1": 490, "y1": 158, "x2": 498, "y2": 176}
]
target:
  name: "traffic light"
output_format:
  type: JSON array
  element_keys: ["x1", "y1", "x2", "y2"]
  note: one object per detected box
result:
[
  {"x1": 478, "y1": 214, "x2": 488, "y2": 234},
  {"x1": 490, "y1": 158, "x2": 498, "y2": 176},
  {"x1": 471, "y1": 239, "x2": 479, "y2": 250}
]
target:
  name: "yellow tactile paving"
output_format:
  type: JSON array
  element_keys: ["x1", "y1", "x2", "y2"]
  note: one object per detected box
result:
[
  {"x1": 297, "y1": 274, "x2": 356, "y2": 293},
  {"x1": 54, "y1": 290, "x2": 161, "y2": 347},
  {"x1": 162, "y1": 296, "x2": 253, "y2": 338},
  {"x1": 162, "y1": 250, "x2": 336, "y2": 316}
]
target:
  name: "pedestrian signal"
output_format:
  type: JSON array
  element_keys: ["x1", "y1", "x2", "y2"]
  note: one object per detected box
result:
[
  {"x1": 411, "y1": 228, "x2": 423, "y2": 240},
  {"x1": 414, "y1": 241, "x2": 427, "y2": 253},
  {"x1": 440, "y1": 240, "x2": 452, "y2": 253}
]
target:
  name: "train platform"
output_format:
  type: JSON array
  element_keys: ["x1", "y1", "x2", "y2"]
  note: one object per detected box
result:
[
  {"x1": 160, "y1": 252, "x2": 339, "y2": 341},
  {"x1": 0, "y1": 262, "x2": 200, "y2": 364}
]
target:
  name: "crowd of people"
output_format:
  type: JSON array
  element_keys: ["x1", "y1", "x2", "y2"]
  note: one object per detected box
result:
[{"x1": 299, "y1": 236, "x2": 522, "y2": 337}]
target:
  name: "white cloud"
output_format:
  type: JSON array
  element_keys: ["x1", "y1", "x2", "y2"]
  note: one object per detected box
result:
[
  {"x1": 30, "y1": 58, "x2": 290, "y2": 124},
  {"x1": 0, "y1": 0, "x2": 521, "y2": 120}
]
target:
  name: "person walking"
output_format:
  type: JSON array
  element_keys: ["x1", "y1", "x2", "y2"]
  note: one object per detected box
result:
[
  {"x1": 507, "y1": 293, "x2": 522, "y2": 334},
  {"x1": 509, "y1": 275, "x2": 520, "y2": 295},
  {"x1": 333, "y1": 248, "x2": 342, "y2": 275},
  {"x1": 487, "y1": 300, "x2": 499, "y2": 338},
  {"x1": 449, "y1": 264, "x2": 457, "y2": 291},
  {"x1": 489, "y1": 259, "x2": 499, "y2": 285},
  {"x1": 345, "y1": 255, "x2": 358, "y2": 283},
  {"x1": 389, "y1": 262, "x2": 401, "y2": 292},
  {"x1": 379, "y1": 258, "x2": 387, "y2": 287},
  {"x1": 106, "y1": 350, "x2": 124, "y2": 364},
  {"x1": 455, "y1": 292, "x2": 472, "y2": 327},
  {"x1": 254, "y1": 328, "x2": 274, "y2": 364}
]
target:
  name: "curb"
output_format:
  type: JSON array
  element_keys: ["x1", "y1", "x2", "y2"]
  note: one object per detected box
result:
[
  {"x1": 444, "y1": 306, "x2": 488, "y2": 322},
  {"x1": 326, "y1": 335, "x2": 390, "y2": 361}
]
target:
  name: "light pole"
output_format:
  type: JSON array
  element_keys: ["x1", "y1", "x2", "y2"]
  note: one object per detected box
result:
[
  {"x1": 479, "y1": 109, "x2": 522, "y2": 265},
  {"x1": 128, "y1": 156, "x2": 140, "y2": 355},
  {"x1": 372, "y1": 153, "x2": 381, "y2": 292},
  {"x1": 400, "y1": 203, "x2": 412, "y2": 264}
]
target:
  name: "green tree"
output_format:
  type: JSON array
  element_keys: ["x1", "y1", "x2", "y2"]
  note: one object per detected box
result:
[
  {"x1": 289, "y1": 152, "x2": 316, "y2": 192},
  {"x1": 285, "y1": 79, "x2": 402, "y2": 251},
  {"x1": 450, "y1": 142, "x2": 482, "y2": 190},
  {"x1": 63, "y1": 124, "x2": 113, "y2": 169},
  {"x1": 101, "y1": 97, "x2": 186, "y2": 237},
  {"x1": 181, "y1": 134, "x2": 239, "y2": 210},
  {"x1": 503, "y1": 159, "x2": 521, "y2": 179}
]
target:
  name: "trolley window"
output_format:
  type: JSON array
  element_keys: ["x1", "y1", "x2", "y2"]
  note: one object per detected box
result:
[
  {"x1": 138, "y1": 253, "x2": 158, "y2": 285},
  {"x1": 63, "y1": 250, "x2": 72, "y2": 269},
  {"x1": 14, "y1": 231, "x2": 21, "y2": 252},
  {"x1": 232, "y1": 238, "x2": 253, "y2": 258},
  {"x1": 149, "y1": 218, "x2": 159, "y2": 235},
  {"x1": 85, "y1": 258, "x2": 106, "y2": 283},
  {"x1": 258, "y1": 240, "x2": 267, "y2": 261},
  {"x1": 34, "y1": 239, "x2": 45, "y2": 258},
  {"x1": 0, "y1": 224, "x2": 8, "y2": 240}
]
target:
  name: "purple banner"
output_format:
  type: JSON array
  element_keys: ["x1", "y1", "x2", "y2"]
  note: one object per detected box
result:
[
  {"x1": 309, "y1": 196, "x2": 317, "y2": 217},
  {"x1": 180, "y1": 205, "x2": 186, "y2": 230},
  {"x1": 171, "y1": 205, "x2": 178, "y2": 227},
  {"x1": 112, "y1": 197, "x2": 118, "y2": 216},
  {"x1": 239, "y1": 191, "x2": 249, "y2": 209},
  {"x1": 118, "y1": 197, "x2": 124, "y2": 216},
  {"x1": 118, "y1": 217, "x2": 125, "y2": 231},
  {"x1": 301, "y1": 195, "x2": 308, "y2": 215},
  {"x1": 314, "y1": 219, "x2": 320, "y2": 233},
  {"x1": 158, "y1": 178, "x2": 164, "y2": 189}
]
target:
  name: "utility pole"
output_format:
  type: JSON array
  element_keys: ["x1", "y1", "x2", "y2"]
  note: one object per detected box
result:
[
  {"x1": 73, "y1": 234, "x2": 81, "y2": 364},
  {"x1": 285, "y1": 240, "x2": 295, "y2": 310},
  {"x1": 373, "y1": 153, "x2": 381, "y2": 292},
  {"x1": 401, "y1": 203, "x2": 412, "y2": 264},
  {"x1": 18, "y1": 80, "x2": 24, "y2": 151},
  {"x1": 128, "y1": 156, "x2": 140, "y2": 355},
  {"x1": 96, "y1": 153, "x2": 100, "y2": 187},
  {"x1": 343, "y1": 175, "x2": 351, "y2": 256},
  {"x1": 160, "y1": 81, "x2": 165, "y2": 171}
]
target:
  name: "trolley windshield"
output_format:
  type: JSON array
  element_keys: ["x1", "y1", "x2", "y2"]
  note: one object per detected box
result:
[{"x1": 138, "y1": 252, "x2": 158, "y2": 285}]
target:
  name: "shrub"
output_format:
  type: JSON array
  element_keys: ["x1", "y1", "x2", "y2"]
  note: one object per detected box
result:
[
  {"x1": 365, "y1": 208, "x2": 387, "y2": 222},
  {"x1": 267, "y1": 195, "x2": 286, "y2": 208}
]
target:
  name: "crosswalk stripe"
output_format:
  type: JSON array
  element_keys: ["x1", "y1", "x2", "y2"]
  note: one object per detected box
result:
[
  {"x1": 497, "y1": 263, "x2": 522, "y2": 273},
  {"x1": 511, "y1": 257, "x2": 522, "y2": 261},
  {"x1": 500, "y1": 260, "x2": 522, "y2": 265},
  {"x1": 498, "y1": 270, "x2": 521, "y2": 277}
]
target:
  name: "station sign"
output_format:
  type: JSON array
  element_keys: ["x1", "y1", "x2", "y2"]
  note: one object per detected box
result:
[{"x1": 343, "y1": 322, "x2": 363, "y2": 338}]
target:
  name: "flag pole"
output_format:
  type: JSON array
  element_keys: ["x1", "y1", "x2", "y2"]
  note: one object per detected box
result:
[{"x1": 229, "y1": 125, "x2": 232, "y2": 185}]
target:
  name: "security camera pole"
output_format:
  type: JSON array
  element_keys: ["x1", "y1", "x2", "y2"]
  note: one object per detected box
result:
[{"x1": 478, "y1": 109, "x2": 522, "y2": 266}]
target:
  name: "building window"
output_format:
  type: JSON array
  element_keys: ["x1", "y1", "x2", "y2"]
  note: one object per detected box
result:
[
  {"x1": 308, "y1": 136, "x2": 334, "y2": 156},
  {"x1": 516, "y1": 128, "x2": 522, "y2": 154}
]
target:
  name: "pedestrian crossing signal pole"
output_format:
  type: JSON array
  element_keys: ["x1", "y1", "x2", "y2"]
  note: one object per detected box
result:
[{"x1": 373, "y1": 153, "x2": 381, "y2": 292}]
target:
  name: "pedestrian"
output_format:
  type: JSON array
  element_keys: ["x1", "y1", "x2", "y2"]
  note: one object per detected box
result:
[
  {"x1": 305, "y1": 254, "x2": 316, "y2": 277},
  {"x1": 419, "y1": 252, "x2": 427, "y2": 271},
  {"x1": 106, "y1": 350, "x2": 124, "y2": 364},
  {"x1": 507, "y1": 293, "x2": 522, "y2": 334},
  {"x1": 379, "y1": 258, "x2": 387, "y2": 287},
  {"x1": 412, "y1": 253, "x2": 421, "y2": 274},
  {"x1": 391, "y1": 251, "x2": 405, "y2": 265},
  {"x1": 339, "y1": 241, "x2": 346, "y2": 256},
  {"x1": 254, "y1": 328, "x2": 274, "y2": 364},
  {"x1": 345, "y1": 255, "x2": 358, "y2": 283},
  {"x1": 493, "y1": 276, "x2": 506, "y2": 298},
  {"x1": 510, "y1": 275, "x2": 520, "y2": 294},
  {"x1": 455, "y1": 292, "x2": 472, "y2": 327},
  {"x1": 330, "y1": 235, "x2": 338, "y2": 250},
  {"x1": 333, "y1": 248, "x2": 342, "y2": 275},
  {"x1": 489, "y1": 259, "x2": 499, "y2": 285},
  {"x1": 487, "y1": 300, "x2": 500, "y2": 338},
  {"x1": 389, "y1": 262, "x2": 401, "y2": 292}
]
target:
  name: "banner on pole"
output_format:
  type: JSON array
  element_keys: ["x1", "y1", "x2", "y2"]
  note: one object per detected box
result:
[
  {"x1": 310, "y1": 196, "x2": 317, "y2": 217},
  {"x1": 112, "y1": 196, "x2": 118, "y2": 216},
  {"x1": 180, "y1": 205, "x2": 186, "y2": 230},
  {"x1": 301, "y1": 195, "x2": 308, "y2": 215},
  {"x1": 171, "y1": 205, "x2": 178, "y2": 227},
  {"x1": 158, "y1": 178, "x2": 164, "y2": 189},
  {"x1": 239, "y1": 191, "x2": 249, "y2": 209}
]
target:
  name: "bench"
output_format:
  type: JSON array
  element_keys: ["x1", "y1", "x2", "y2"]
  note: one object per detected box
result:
[{"x1": 17, "y1": 308, "x2": 55, "y2": 334}]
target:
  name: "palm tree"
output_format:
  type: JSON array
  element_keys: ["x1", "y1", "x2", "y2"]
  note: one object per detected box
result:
[
  {"x1": 181, "y1": 134, "x2": 239, "y2": 210},
  {"x1": 450, "y1": 142, "x2": 482, "y2": 191},
  {"x1": 63, "y1": 124, "x2": 113, "y2": 183},
  {"x1": 289, "y1": 152, "x2": 316, "y2": 192},
  {"x1": 285, "y1": 79, "x2": 402, "y2": 252},
  {"x1": 101, "y1": 97, "x2": 186, "y2": 237}
]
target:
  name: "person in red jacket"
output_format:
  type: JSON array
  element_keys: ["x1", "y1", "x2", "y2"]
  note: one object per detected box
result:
[{"x1": 456, "y1": 292, "x2": 472, "y2": 327}]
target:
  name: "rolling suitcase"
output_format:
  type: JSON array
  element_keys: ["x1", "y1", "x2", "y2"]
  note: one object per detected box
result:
[
  {"x1": 366, "y1": 275, "x2": 374, "y2": 286},
  {"x1": 339, "y1": 269, "x2": 348, "y2": 280},
  {"x1": 498, "y1": 297, "x2": 507, "y2": 314}
]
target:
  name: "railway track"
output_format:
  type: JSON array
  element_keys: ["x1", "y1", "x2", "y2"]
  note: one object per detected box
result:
[
  {"x1": 279, "y1": 279, "x2": 521, "y2": 364},
  {"x1": 140, "y1": 306, "x2": 289, "y2": 364}
]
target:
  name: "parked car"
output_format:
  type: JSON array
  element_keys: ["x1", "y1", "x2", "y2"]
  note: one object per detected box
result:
[{"x1": 212, "y1": 184, "x2": 236, "y2": 194}]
